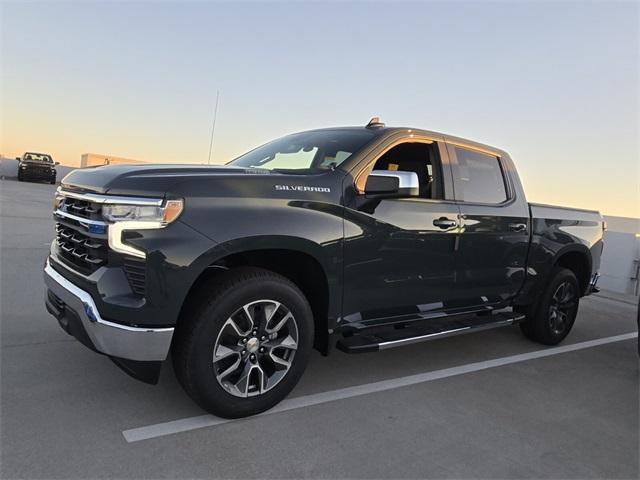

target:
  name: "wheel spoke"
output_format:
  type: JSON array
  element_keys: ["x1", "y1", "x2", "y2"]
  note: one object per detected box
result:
[
  {"x1": 266, "y1": 311, "x2": 294, "y2": 334},
  {"x1": 265, "y1": 369, "x2": 287, "y2": 390},
  {"x1": 222, "y1": 317, "x2": 250, "y2": 337},
  {"x1": 216, "y1": 355, "x2": 241, "y2": 383},
  {"x1": 241, "y1": 305, "x2": 256, "y2": 332},
  {"x1": 269, "y1": 351, "x2": 291, "y2": 369},
  {"x1": 264, "y1": 301, "x2": 281, "y2": 325},
  {"x1": 231, "y1": 362, "x2": 265, "y2": 397},
  {"x1": 265, "y1": 333, "x2": 298, "y2": 351},
  {"x1": 214, "y1": 344, "x2": 240, "y2": 362}
]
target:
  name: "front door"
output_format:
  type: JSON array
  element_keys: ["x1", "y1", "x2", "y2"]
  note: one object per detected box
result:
[{"x1": 341, "y1": 139, "x2": 461, "y2": 327}]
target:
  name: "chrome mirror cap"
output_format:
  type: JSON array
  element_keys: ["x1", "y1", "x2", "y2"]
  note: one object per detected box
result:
[{"x1": 368, "y1": 170, "x2": 420, "y2": 197}]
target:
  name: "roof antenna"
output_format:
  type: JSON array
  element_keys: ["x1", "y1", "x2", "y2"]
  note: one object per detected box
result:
[
  {"x1": 207, "y1": 90, "x2": 220, "y2": 165},
  {"x1": 366, "y1": 116, "x2": 385, "y2": 129}
]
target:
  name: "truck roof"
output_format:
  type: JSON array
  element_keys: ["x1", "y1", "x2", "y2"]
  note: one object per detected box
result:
[{"x1": 302, "y1": 125, "x2": 508, "y2": 158}]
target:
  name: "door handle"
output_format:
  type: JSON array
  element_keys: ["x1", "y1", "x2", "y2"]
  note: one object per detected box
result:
[
  {"x1": 433, "y1": 217, "x2": 457, "y2": 229},
  {"x1": 509, "y1": 223, "x2": 527, "y2": 232}
]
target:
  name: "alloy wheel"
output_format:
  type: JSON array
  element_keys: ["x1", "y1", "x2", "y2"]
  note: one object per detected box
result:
[
  {"x1": 548, "y1": 281, "x2": 577, "y2": 335},
  {"x1": 213, "y1": 299, "x2": 298, "y2": 397}
]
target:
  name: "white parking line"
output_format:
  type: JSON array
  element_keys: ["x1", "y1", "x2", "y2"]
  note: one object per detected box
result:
[{"x1": 122, "y1": 332, "x2": 638, "y2": 443}]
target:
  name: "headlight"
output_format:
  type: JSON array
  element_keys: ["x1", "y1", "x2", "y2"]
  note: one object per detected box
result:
[
  {"x1": 20, "y1": 165, "x2": 27, "y2": 169},
  {"x1": 104, "y1": 199, "x2": 183, "y2": 258},
  {"x1": 102, "y1": 200, "x2": 183, "y2": 225}
]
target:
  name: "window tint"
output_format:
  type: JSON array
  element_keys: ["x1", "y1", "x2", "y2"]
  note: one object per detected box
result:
[{"x1": 453, "y1": 147, "x2": 507, "y2": 203}]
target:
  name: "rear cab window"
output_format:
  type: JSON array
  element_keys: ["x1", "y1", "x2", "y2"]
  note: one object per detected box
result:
[{"x1": 451, "y1": 146, "x2": 508, "y2": 204}]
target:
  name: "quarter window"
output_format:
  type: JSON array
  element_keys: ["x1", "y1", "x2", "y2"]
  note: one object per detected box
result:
[{"x1": 453, "y1": 147, "x2": 507, "y2": 203}]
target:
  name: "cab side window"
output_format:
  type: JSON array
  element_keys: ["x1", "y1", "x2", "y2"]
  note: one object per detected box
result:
[
  {"x1": 370, "y1": 142, "x2": 443, "y2": 199},
  {"x1": 452, "y1": 147, "x2": 507, "y2": 204}
]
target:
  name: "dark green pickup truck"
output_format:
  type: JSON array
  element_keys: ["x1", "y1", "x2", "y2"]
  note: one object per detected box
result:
[{"x1": 44, "y1": 119, "x2": 604, "y2": 418}]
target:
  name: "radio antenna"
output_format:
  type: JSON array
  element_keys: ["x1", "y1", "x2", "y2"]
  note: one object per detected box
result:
[{"x1": 207, "y1": 90, "x2": 220, "y2": 165}]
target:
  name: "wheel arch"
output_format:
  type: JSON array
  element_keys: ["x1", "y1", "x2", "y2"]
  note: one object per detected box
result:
[
  {"x1": 177, "y1": 237, "x2": 337, "y2": 355},
  {"x1": 552, "y1": 245, "x2": 592, "y2": 296}
]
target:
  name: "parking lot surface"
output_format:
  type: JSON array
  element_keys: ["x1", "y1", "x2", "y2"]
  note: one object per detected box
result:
[{"x1": 1, "y1": 179, "x2": 638, "y2": 479}]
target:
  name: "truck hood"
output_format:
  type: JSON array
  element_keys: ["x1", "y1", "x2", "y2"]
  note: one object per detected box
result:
[{"x1": 60, "y1": 164, "x2": 274, "y2": 196}]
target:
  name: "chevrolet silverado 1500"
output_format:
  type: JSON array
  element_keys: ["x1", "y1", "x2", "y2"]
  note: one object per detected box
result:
[{"x1": 44, "y1": 119, "x2": 603, "y2": 418}]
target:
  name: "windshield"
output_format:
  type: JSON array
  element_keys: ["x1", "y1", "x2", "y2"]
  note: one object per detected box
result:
[
  {"x1": 228, "y1": 129, "x2": 376, "y2": 172},
  {"x1": 23, "y1": 153, "x2": 53, "y2": 163}
]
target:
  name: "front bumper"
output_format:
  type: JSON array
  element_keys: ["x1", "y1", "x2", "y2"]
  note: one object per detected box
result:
[{"x1": 43, "y1": 259, "x2": 174, "y2": 362}]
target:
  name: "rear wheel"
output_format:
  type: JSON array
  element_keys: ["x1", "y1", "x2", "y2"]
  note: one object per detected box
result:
[
  {"x1": 520, "y1": 267, "x2": 580, "y2": 345},
  {"x1": 172, "y1": 267, "x2": 314, "y2": 418}
]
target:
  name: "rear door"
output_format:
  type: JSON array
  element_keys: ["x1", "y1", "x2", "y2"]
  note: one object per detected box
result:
[{"x1": 447, "y1": 143, "x2": 530, "y2": 307}]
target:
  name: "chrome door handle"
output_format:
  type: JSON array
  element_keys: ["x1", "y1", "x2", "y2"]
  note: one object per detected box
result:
[
  {"x1": 433, "y1": 217, "x2": 457, "y2": 229},
  {"x1": 509, "y1": 223, "x2": 527, "y2": 232}
]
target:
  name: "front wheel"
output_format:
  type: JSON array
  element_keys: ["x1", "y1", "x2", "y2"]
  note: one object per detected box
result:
[
  {"x1": 172, "y1": 267, "x2": 314, "y2": 418},
  {"x1": 520, "y1": 267, "x2": 580, "y2": 345}
]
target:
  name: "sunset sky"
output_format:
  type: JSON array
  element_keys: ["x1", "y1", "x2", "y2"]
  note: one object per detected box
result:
[{"x1": 1, "y1": 1, "x2": 638, "y2": 217}]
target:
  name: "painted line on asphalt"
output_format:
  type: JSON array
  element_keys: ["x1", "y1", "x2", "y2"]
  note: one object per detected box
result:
[{"x1": 123, "y1": 332, "x2": 638, "y2": 443}]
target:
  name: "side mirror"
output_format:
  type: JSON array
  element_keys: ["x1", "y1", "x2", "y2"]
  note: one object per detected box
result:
[
  {"x1": 15, "y1": 157, "x2": 20, "y2": 161},
  {"x1": 364, "y1": 170, "x2": 419, "y2": 198},
  {"x1": 54, "y1": 162, "x2": 60, "y2": 166}
]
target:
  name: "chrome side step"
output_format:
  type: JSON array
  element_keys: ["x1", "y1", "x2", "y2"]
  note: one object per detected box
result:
[{"x1": 336, "y1": 312, "x2": 525, "y2": 353}]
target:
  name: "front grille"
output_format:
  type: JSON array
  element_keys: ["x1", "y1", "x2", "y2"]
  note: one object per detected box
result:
[
  {"x1": 27, "y1": 164, "x2": 52, "y2": 173},
  {"x1": 59, "y1": 196, "x2": 102, "y2": 221},
  {"x1": 123, "y1": 257, "x2": 147, "y2": 295},
  {"x1": 55, "y1": 222, "x2": 108, "y2": 274}
]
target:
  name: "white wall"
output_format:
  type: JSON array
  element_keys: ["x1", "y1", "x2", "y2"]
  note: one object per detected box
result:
[
  {"x1": 599, "y1": 231, "x2": 639, "y2": 295},
  {"x1": 600, "y1": 216, "x2": 640, "y2": 296}
]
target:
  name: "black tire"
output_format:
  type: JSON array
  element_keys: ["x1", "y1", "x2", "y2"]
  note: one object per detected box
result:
[
  {"x1": 17, "y1": 173, "x2": 23, "y2": 181},
  {"x1": 519, "y1": 267, "x2": 580, "y2": 345},
  {"x1": 172, "y1": 267, "x2": 314, "y2": 418},
  {"x1": 50, "y1": 178, "x2": 56, "y2": 184}
]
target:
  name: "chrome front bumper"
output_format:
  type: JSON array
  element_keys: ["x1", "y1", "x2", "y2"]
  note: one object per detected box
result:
[{"x1": 43, "y1": 260, "x2": 174, "y2": 361}]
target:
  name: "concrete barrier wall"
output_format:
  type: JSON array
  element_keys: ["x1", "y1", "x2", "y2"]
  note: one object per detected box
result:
[
  {"x1": 599, "y1": 230, "x2": 639, "y2": 295},
  {"x1": 1, "y1": 156, "x2": 76, "y2": 183}
]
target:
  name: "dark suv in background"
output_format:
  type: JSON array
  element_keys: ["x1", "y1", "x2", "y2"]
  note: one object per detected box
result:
[{"x1": 17, "y1": 152, "x2": 58, "y2": 183}]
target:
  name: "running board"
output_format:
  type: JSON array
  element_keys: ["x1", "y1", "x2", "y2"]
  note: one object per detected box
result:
[{"x1": 336, "y1": 312, "x2": 525, "y2": 353}]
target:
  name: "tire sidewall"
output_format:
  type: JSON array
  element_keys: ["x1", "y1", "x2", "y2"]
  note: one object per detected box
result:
[{"x1": 187, "y1": 275, "x2": 313, "y2": 418}]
